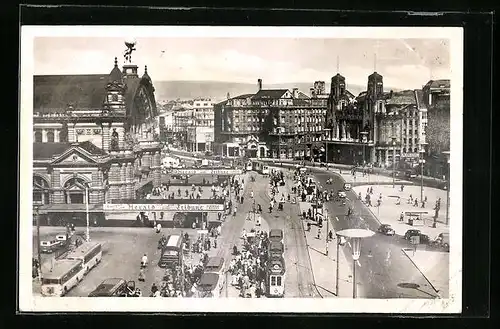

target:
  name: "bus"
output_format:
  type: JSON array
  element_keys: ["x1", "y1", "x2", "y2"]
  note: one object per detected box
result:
[
  {"x1": 158, "y1": 234, "x2": 183, "y2": 268},
  {"x1": 40, "y1": 259, "x2": 86, "y2": 296},
  {"x1": 65, "y1": 242, "x2": 102, "y2": 274}
]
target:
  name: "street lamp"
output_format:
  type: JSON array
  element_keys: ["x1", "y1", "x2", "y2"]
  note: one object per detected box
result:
[
  {"x1": 336, "y1": 229, "x2": 375, "y2": 298},
  {"x1": 442, "y1": 151, "x2": 450, "y2": 226},
  {"x1": 419, "y1": 143, "x2": 427, "y2": 203},
  {"x1": 34, "y1": 205, "x2": 41, "y2": 279},
  {"x1": 391, "y1": 137, "x2": 397, "y2": 188},
  {"x1": 360, "y1": 131, "x2": 368, "y2": 166}
]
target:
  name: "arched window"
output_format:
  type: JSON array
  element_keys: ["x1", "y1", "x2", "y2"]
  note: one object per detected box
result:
[
  {"x1": 47, "y1": 130, "x2": 55, "y2": 142},
  {"x1": 63, "y1": 177, "x2": 90, "y2": 204},
  {"x1": 34, "y1": 130, "x2": 42, "y2": 143},
  {"x1": 33, "y1": 175, "x2": 50, "y2": 205}
]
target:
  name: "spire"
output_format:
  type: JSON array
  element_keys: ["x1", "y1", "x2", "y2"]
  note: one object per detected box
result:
[
  {"x1": 374, "y1": 53, "x2": 377, "y2": 72},
  {"x1": 142, "y1": 65, "x2": 151, "y2": 80},
  {"x1": 108, "y1": 57, "x2": 123, "y2": 82},
  {"x1": 337, "y1": 55, "x2": 340, "y2": 73}
]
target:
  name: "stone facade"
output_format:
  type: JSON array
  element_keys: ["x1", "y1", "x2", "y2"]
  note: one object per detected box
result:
[{"x1": 33, "y1": 58, "x2": 162, "y2": 207}]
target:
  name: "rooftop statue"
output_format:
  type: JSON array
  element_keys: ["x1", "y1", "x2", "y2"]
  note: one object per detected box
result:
[{"x1": 124, "y1": 39, "x2": 137, "y2": 63}]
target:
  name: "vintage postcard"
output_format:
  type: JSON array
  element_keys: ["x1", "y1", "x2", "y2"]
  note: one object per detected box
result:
[{"x1": 19, "y1": 26, "x2": 463, "y2": 313}]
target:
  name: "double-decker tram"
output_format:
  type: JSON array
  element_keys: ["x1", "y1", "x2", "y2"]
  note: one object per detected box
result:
[
  {"x1": 40, "y1": 259, "x2": 86, "y2": 296},
  {"x1": 65, "y1": 242, "x2": 102, "y2": 274},
  {"x1": 266, "y1": 256, "x2": 286, "y2": 297}
]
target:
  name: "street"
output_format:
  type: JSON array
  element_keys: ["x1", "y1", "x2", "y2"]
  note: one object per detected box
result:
[{"x1": 311, "y1": 169, "x2": 444, "y2": 298}]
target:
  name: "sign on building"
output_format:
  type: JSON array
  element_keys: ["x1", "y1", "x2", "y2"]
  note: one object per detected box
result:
[
  {"x1": 170, "y1": 168, "x2": 242, "y2": 175},
  {"x1": 103, "y1": 203, "x2": 224, "y2": 212},
  {"x1": 402, "y1": 153, "x2": 419, "y2": 158}
]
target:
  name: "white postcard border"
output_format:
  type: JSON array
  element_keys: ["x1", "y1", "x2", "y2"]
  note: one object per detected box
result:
[{"x1": 19, "y1": 26, "x2": 463, "y2": 313}]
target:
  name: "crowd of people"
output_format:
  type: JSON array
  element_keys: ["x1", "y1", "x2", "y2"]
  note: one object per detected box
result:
[{"x1": 228, "y1": 229, "x2": 271, "y2": 298}]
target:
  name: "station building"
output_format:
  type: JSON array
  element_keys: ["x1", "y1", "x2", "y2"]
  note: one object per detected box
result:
[{"x1": 33, "y1": 57, "x2": 162, "y2": 223}]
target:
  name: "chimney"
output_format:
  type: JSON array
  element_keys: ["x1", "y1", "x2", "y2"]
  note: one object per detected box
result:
[
  {"x1": 389, "y1": 90, "x2": 394, "y2": 98},
  {"x1": 258, "y1": 79, "x2": 262, "y2": 91},
  {"x1": 293, "y1": 88, "x2": 299, "y2": 99},
  {"x1": 227, "y1": 92, "x2": 230, "y2": 100}
]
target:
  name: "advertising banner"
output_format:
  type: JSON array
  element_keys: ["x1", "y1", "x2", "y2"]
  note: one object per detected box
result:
[
  {"x1": 103, "y1": 203, "x2": 224, "y2": 212},
  {"x1": 170, "y1": 168, "x2": 242, "y2": 175}
]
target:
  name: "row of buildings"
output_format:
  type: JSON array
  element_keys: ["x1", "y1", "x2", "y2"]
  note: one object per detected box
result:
[
  {"x1": 213, "y1": 74, "x2": 450, "y2": 175},
  {"x1": 31, "y1": 48, "x2": 451, "y2": 220},
  {"x1": 157, "y1": 98, "x2": 215, "y2": 153}
]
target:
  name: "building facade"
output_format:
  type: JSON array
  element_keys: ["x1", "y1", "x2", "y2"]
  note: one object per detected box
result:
[
  {"x1": 422, "y1": 79, "x2": 451, "y2": 178},
  {"x1": 325, "y1": 71, "x2": 436, "y2": 167},
  {"x1": 214, "y1": 79, "x2": 327, "y2": 159},
  {"x1": 33, "y1": 57, "x2": 162, "y2": 220}
]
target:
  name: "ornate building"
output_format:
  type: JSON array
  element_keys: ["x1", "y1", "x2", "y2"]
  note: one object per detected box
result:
[
  {"x1": 214, "y1": 79, "x2": 327, "y2": 159},
  {"x1": 33, "y1": 53, "x2": 162, "y2": 222},
  {"x1": 324, "y1": 71, "x2": 439, "y2": 167}
]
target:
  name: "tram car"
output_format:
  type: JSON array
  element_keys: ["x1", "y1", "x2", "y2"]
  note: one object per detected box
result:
[{"x1": 266, "y1": 256, "x2": 286, "y2": 297}]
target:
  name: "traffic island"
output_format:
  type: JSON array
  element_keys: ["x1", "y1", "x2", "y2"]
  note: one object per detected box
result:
[{"x1": 298, "y1": 201, "x2": 358, "y2": 298}]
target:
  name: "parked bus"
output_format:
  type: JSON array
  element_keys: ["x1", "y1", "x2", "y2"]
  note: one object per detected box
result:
[
  {"x1": 40, "y1": 259, "x2": 86, "y2": 296},
  {"x1": 65, "y1": 242, "x2": 102, "y2": 274},
  {"x1": 158, "y1": 234, "x2": 183, "y2": 268}
]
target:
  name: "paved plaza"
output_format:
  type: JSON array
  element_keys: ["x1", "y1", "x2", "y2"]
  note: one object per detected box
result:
[{"x1": 352, "y1": 184, "x2": 449, "y2": 238}]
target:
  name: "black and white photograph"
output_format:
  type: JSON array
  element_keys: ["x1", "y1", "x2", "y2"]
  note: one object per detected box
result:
[{"x1": 19, "y1": 26, "x2": 463, "y2": 313}]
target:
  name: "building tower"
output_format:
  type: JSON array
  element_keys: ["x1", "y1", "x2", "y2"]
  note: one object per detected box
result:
[{"x1": 327, "y1": 73, "x2": 347, "y2": 139}]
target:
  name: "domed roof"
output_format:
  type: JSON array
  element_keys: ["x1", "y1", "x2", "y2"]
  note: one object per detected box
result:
[{"x1": 369, "y1": 71, "x2": 383, "y2": 79}]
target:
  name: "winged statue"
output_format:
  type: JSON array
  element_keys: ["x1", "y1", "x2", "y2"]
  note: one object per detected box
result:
[{"x1": 124, "y1": 39, "x2": 137, "y2": 63}]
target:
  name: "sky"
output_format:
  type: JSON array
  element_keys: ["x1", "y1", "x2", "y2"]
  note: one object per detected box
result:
[{"x1": 33, "y1": 37, "x2": 450, "y2": 90}]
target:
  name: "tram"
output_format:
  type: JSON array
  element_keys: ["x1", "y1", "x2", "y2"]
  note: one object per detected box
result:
[{"x1": 266, "y1": 256, "x2": 286, "y2": 297}]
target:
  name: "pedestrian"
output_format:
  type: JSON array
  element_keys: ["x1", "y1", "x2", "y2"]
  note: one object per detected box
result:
[
  {"x1": 328, "y1": 230, "x2": 333, "y2": 241},
  {"x1": 400, "y1": 212, "x2": 404, "y2": 222},
  {"x1": 396, "y1": 196, "x2": 401, "y2": 205},
  {"x1": 214, "y1": 237, "x2": 217, "y2": 249},
  {"x1": 141, "y1": 254, "x2": 148, "y2": 268},
  {"x1": 138, "y1": 268, "x2": 145, "y2": 282},
  {"x1": 250, "y1": 191, "x2": 254, "y2": 198},
  {"x1": 421, "y1": 200, "x2": 426, "y2": 208},
  {"x1": 414, "y1": 198, "x2": 419, "y2": 207},
  {"x1": 233, "y1": 206, "x2": 237, "y2": 217},
  {"x1": 317, "y1": 228, "x2": 321, "y2": 240}
]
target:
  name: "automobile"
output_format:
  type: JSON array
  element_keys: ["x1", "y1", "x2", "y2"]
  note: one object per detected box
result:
[
  {"x1": 337, "y1": 190, "x2": 347, "y2": 198},
  {"x1": 205, "y1": 150, "x2": 213, "y2": 156},
  {"x1": 377, "y1": 224, "x2": 395, "y2": 236},
  {"x1": 405, "y1": 170, "x2": 417, "y2": 179},
  {"x1": 39, "y1": 239, "x2": 63, "y2": 253},
  {"x1": 88, "y1": 278, "x2": 138, "y2": 297},
  {"x1": 404, "y1": 229, "x2": 430, "y2": 244},
  {"x1": 430, "y1": 232, "x2": 450, "y2": 251}
]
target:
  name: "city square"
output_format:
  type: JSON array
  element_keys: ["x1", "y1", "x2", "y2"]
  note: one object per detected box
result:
[{"x1": 25, "y1": 31, "x2": 455, "y2": 306}]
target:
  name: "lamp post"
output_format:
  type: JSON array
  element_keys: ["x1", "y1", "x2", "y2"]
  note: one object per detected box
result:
[
  {"x1": 391, "y1": 137, "x2": 397, "y2": 188},
  {"x1": 34, "y1": 205, "x2": 41, "y2": 278},
  {"x1": 336, "y1": 229, "x2": 375, "y2": 298},
  {"x1": 419, "y1": 143, "x2": 427, "y2": 203},
  {"x1": 85, "y1": 183, "x2": 91, "y2": 242},
  {"x1": 442, "y1": 151, "x2": 450, "y2": 226},
  {"x1": 360, "y1": 131, "x2": 368, "y2": 166}
]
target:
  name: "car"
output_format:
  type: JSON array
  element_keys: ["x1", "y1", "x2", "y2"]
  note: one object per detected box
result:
[
  {"x1": 404, "y1": 229, "x2": 430, "y2": 244},
  {"x1": 405, "y1": 170, "x2": 417, "y2": 179},
  {"x1": 378, "y1": 224, "x2": 395, "y2": 236},
  {"x1": 88, "y1": 278, "x2": 138, "y2": 297},
  {"x1": 430, "y1": 232, "x2": 450, "y2": 251},
  {"x1": 337, "y1": 190, "x2": 347, "y2": 198},
  {"x1": 39, "y1": 239, "x2": 62, "y2": 253}
]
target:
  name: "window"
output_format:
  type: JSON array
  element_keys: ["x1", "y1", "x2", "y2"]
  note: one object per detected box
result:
[
  {"x1": 112, "y1": 94, "x2": 118, "y2": 102},
  {"x1": 33, "y1": 175, "x2": 50, "y2": 205},
  {"x1": 277, "y1": 276, "x2": 282, "y2": 286},
  {"x1": 47, "y1": 130, "x2": 55, "y2": 142},
  {"x1": 34, "y1": 130, "x2": 42, "y2": 143}
]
